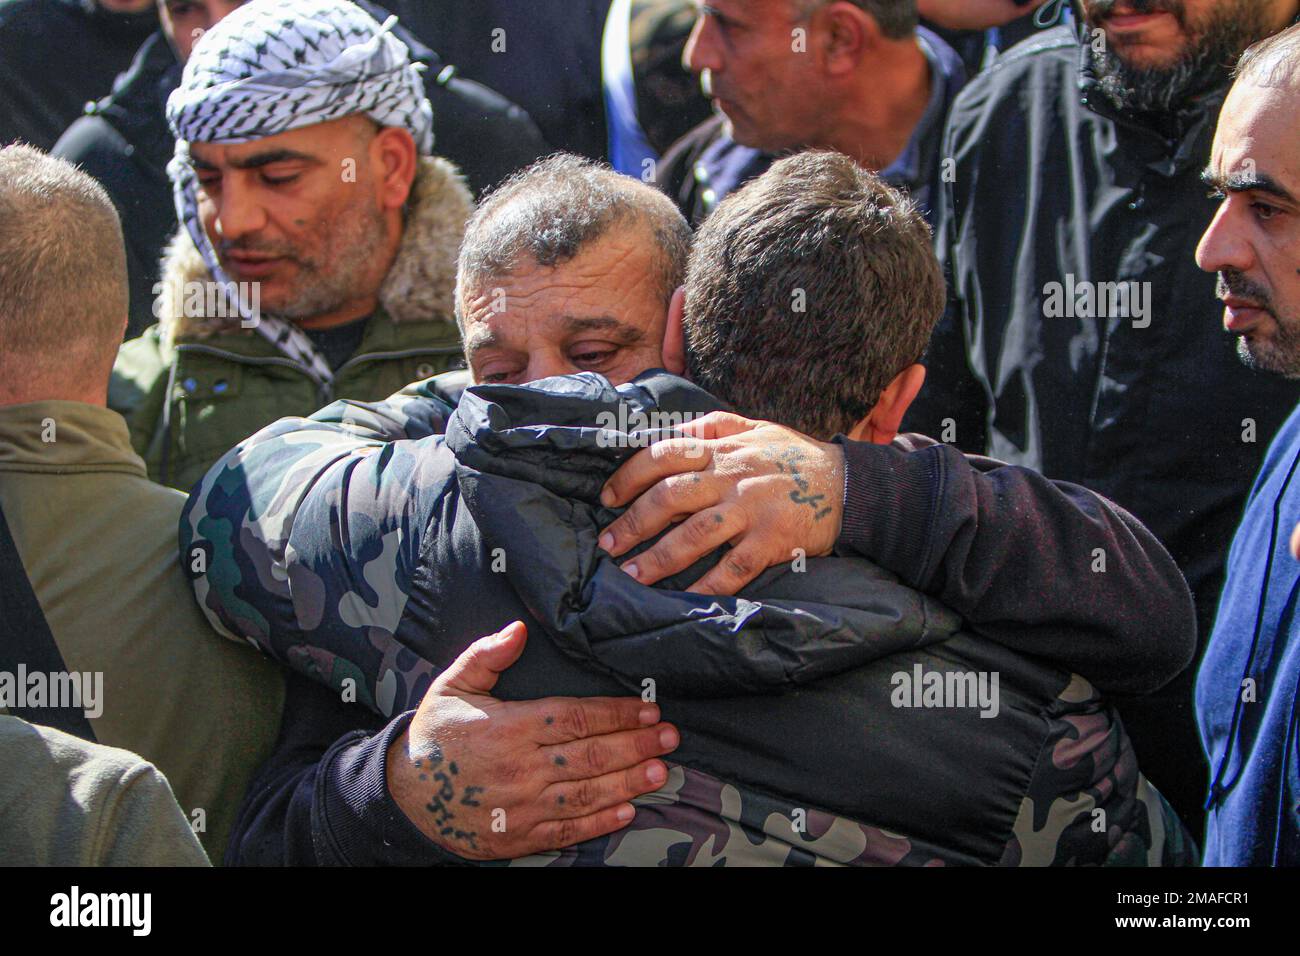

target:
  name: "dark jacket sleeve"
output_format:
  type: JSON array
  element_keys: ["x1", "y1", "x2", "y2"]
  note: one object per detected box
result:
[
  {"x1": 226, "y1": 673, "x2": 466, "y2": 866},
  {"x1": 900, "y1": 112, "x2": 989, "y2": 449},
  {"x1": 833, "y1": 435, "x2": 1197, "y2": 695},
  {"x1": 51, "y1": 114, "x2": 172, "y2": 339}
]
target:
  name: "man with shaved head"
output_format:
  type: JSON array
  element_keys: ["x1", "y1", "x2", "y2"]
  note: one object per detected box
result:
[{"x1": 0, "y1": 143, "x2": 284, "y2": 863}]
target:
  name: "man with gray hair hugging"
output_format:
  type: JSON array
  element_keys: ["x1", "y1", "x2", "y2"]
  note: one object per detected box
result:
[{"x1": 184, "y1": 150, "x2": 1198, "y2": 865}]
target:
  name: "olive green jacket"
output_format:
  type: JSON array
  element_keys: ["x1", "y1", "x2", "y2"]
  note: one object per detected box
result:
[
  {"x1": 0, "y1": 716, "x2": 210, "y2": 867},
  {"x1": 0, "y1": 401, "x2": 285, "y2": 863},
  {"x1": 108, "y1": 156, "x2": 473, "y2": 490}
]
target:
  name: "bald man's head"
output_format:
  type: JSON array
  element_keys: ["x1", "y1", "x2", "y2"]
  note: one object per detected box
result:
[{"x1": 0, "y1": 146, "x2": 129, "y2": 405}]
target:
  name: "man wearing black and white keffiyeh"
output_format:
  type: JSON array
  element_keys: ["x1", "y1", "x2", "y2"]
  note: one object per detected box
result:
[{"x1": 109, "y1": 0, "x2": 474, "y2": 491}]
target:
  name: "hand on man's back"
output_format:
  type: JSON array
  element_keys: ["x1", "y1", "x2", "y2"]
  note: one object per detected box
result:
[
  {"x1": 387, "y1": 622, "x2": 679, "y2": 861},
  {"x1": 598, "y1": 412, "x2": 846, "y2": 596}
]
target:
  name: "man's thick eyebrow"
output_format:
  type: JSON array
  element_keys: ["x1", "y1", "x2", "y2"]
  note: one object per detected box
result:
[
  {"x1": 190, "y1": 149, "x2": 320, "y2": 172},
  {"x1": 464, "y1": 327, "x2": 500, "y2": 353},
  {"x1": 700, "y1": 3, "x2": 741, "y2": 26},
  {"x1": 563, "y1": 315, "x2": 646, "y2": 343},
  {"x1": 1202, "y1": 166, "x2": 1297, "y2": 203}
]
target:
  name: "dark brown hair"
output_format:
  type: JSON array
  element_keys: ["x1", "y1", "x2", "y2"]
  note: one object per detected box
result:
[{"x1": 683, "y1": 150, "x2": 943, "y2": 439}]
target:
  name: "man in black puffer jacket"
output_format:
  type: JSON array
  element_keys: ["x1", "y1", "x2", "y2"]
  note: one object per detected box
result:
[
  {"x1": 905, "y1": 1, "x2": 1300, "y2": 830},
  {"x1": 183, "y1": 151, "x2": 1195, "y2": 866}
]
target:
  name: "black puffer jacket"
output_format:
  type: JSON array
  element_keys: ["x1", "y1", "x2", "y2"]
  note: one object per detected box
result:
[{"x1": 187, "y1": 371, "x2": 1193, "y2": 866}]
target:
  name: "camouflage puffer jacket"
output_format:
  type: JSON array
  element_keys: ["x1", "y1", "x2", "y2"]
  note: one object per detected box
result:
[{"x1": 182, "y1": 371, "x2": 1194, "y2": 866}]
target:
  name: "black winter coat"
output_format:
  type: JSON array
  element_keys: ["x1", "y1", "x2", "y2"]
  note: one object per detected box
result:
[
  {"x1": 905, "y1": 22, "x2": 1300, "y2": 830},
  {"x1": 0, "y1": 0, "x2": 156, "y2": 150}
]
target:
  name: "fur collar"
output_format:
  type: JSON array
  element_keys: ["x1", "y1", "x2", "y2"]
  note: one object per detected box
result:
[{"x1": 157, "y1": 156, "x2": 472, "y2": 348}]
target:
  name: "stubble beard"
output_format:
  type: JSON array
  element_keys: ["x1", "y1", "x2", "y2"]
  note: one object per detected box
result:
[
  {"x1": 1220, "y1": 270, "x2": 1300, "y2": 379},
  {"x1": 268, "y1": 195, "x2": 391, "y2": 323}
]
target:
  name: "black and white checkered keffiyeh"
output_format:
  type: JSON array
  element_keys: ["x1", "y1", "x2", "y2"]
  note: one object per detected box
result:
[{"x1": 165, "y1": 0, "x2": 435, "y2": 386}]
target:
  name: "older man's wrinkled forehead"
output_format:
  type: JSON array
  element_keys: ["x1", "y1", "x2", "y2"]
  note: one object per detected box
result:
[
  {"x1": 460, "y1": 226, "x2": 667, "y2": 351},
  {"x1": 456, "y1": 223, "x2": 672, "y2": 388}
]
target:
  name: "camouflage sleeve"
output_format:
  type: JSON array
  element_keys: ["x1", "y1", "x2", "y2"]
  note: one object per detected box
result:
[
  {"x1": 180, "y1": 391, "x2": 458, "y2": 717},
  {"x1": 508, "y1": 763, "x2": 984, "y2": 867},
  {"x1": 998, "y1": 674, "x2": 1198, "y2": 867}
]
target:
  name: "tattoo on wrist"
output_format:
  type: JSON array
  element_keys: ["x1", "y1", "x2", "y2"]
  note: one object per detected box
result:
[
  {"x1": 768, "y1": 446, "x2": 833, "y2": 520},
  {"x1": 413, "y1": 746, "x2": 483, "y2": 851}
]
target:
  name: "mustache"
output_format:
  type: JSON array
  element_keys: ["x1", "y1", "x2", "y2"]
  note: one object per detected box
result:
[
  {"x1": 1218, "y1": 270, "x2": 1276, "y2": 314},
  {"x1": 218, "y1": 239, "x2": 297, "y2": 259}
]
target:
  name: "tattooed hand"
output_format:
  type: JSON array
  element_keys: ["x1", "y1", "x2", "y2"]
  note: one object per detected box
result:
[
  {"x1": 387, "y1": 622, "x2": 679, "y2": 861},
  {"x1": 597, "y1": 411, "x2": 846, "y2": 595}
]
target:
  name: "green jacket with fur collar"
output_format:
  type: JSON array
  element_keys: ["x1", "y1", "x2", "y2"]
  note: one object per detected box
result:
[{"x1": 109, "y1": 156, "x2": 471, "y2": 490}]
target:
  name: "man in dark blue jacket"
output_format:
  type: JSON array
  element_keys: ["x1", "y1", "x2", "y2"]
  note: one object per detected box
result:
[
  {"x1": 183, "y1": 152, "x2": 1197, "y2": 865},
  {"x1": 1193, "y1": 23, "x2": 1300, "y2": 866}
]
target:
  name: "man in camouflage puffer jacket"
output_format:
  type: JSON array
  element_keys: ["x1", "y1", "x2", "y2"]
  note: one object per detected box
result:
[{"x1": 183, "y1": 369, "x2": 1194, "y2": 866}]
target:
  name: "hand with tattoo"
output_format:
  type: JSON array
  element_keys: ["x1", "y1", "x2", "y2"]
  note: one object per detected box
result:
[
  {"x1": 597, "y1": 411, "x2": 846, "y2": 595},
  {"x1": 387, "y1": 621, "x2": 679, "y2": 861}
]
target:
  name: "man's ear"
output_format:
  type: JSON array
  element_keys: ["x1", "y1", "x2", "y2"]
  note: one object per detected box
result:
[
  {"x1": 663, "y1": 286, "x2": 687, "y2": 376},
  {"x1": 849, "y1": 363, "x2": 927, "y2": 444},
  {"x1": 372, "y1": 125, "x2": 419, "y2": 212},
  {"x1": 820, "y1": 2, "x2": 875, "y2": 76}
]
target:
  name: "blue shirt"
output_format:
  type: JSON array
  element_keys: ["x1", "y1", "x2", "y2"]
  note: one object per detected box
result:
[
  {"x1": 1198, "y1": 401, "x2": 1300, "y2": 865},
  {"x1": 602, "y1": 0, "x2": 657, "y2": 176}
]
